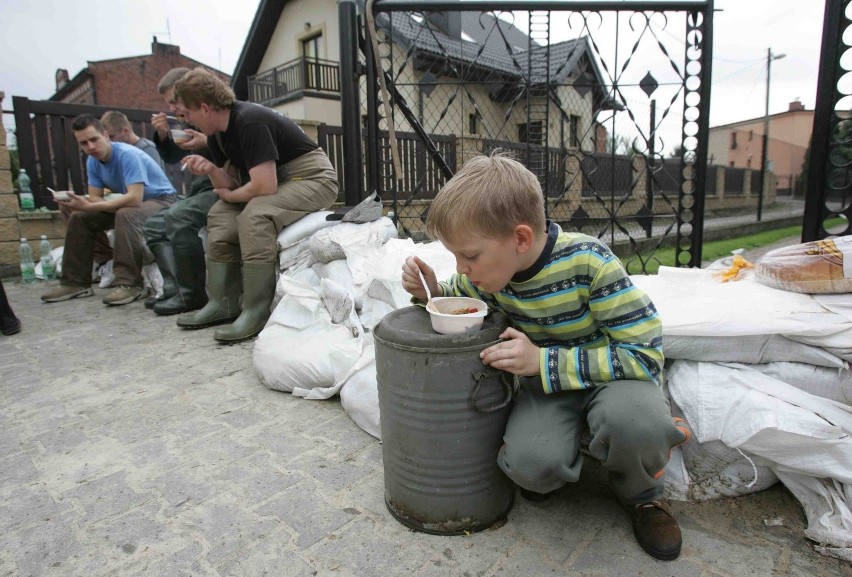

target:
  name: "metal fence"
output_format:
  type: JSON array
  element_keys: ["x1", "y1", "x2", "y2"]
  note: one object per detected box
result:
[{"x1": 359, "y1": 0, "x2": 715, "y2": 272}]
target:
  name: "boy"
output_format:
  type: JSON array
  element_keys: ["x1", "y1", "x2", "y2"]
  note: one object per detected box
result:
[{"x1": 401, "y1": 153, "x2": 689, "y2": 561}]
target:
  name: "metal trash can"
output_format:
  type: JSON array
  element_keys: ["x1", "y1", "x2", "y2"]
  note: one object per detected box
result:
[{"x1": 374, "y1": 306, "x2": 515, "y2": 535}]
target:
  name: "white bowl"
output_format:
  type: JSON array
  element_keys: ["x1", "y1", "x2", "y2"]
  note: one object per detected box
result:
[
  {"x1": 427, "y1": 296, "x2": 488, "y2": 335},
  {"x1": 170, "y1": 129, "x2": 191, "y2": 144}
]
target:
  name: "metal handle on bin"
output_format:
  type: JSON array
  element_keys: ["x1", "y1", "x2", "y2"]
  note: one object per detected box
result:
[{"x1": 470, "y1": 370, "x2": 514, "y2": 413}]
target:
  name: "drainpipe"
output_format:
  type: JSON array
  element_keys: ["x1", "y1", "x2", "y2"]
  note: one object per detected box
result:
[{"x1": 339, "y1": 0, "x2": 364, "y2": 204}]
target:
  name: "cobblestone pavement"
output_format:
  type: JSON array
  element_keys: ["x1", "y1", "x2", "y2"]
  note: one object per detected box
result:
[{"x1": 1, "y1": 278, "x2": 849, "y2": 577}]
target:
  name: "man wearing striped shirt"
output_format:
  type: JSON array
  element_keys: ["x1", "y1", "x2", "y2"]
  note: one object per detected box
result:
[{"x1": 402, "y1": 152, "x2": 689, "y2": 561}]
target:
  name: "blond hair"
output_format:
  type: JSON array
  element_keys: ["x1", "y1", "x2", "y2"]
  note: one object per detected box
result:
[
  {"x1": 174, "y1": 67, "x2": 236, "y2": 110},
  {"x1": 100, "y1": 110, "x2": 130, "y2": 133},
  {"x1": 426, "y1": 151, "x2": 546, "y2": 243}
]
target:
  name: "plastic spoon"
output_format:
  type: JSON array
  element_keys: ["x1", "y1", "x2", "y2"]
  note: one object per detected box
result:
[{"x1": 418, "y1": 268, "x2": 438, "y2": 313}]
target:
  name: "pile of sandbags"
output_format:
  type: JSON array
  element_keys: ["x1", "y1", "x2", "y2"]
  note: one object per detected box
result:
[
  {"x1": 632, "y1": 263, "x2": 852, "y2": 562},
  {"x1": 253, "y1": 208, "x2": 459, "y2": 439}
]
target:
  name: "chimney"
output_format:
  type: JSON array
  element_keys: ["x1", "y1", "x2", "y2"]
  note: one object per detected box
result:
[
  {"x1": 788, "y1": 98, "x2": 805, "y2": 112},
  {"x1": 55, "y1": 69, "x2": 70, "y2": 91},
  {"x1": 152, "y1": 36, "x2": 180, "y2": 56}
]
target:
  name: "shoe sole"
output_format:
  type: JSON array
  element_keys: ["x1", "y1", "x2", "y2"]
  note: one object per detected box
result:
[
  {"x1": 176, "y1": 315, "x2": 239, "y2": 330},
  {"x1": 213, "y1": 326, "x2": 264, "y2": 344},
  {"x1": 42, "y1": 288, "x2": 95, "y2": 303},
  {"x1": 103, "y1": 292, "x2": 147, "y2": 306}
]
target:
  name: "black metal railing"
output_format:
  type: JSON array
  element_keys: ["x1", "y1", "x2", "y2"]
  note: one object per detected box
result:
[{"x1": 248, "y1": 57, "x2": 340, "y2": 105}]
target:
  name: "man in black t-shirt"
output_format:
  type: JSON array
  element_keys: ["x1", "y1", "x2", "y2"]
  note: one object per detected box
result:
[{"x1": 172, "y1": 67, "x2": 339, "y2": 343}]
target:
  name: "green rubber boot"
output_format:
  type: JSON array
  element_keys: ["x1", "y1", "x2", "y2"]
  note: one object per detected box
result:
[
  {"x1": 176, "y1": 259, "x2": 241, "y2": 330},
  {"x1": 213, "y1": 261, "x2": 277, "y2": 343}
]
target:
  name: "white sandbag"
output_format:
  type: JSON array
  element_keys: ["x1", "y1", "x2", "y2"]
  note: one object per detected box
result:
[
  {"x1": 339, "y1": 334, "x2": 382, "y2": 439},
  {"x1": 662, "y1": 334, "x2": 848, "y2": 369},
  {"x1": 254, "y1": 275, "x2": 361, "y2": 397},
  {"x1": 667, "y1": 360, "x2": 852, "y2": 482},
  {"x1": 278, "y1": 237, "x2": 313, "y2": 270},
  {"x1": 631, "y1": 269, "x2": 852, "y2": 351},
  {"x1": 276, "y1": 210, "x2": 335, "y2": 250},
  {"x1": 664, "y1": 385, "x2": 778, "y2": 502},
  {"x1": 753, "y1": 362, "x2": 852, "y2": 405},
  {"x1": 663, "y1": 446, "x2": 778, "y2": 502},
  {"x1": 312, "y1": 260, "x2": 360, "y2": 310},
  {"x1": 360, "y1": 238, "x2": 458, "y2": 310},
  {"x1": 774, "y1": 470, "x2": 852, "y2": 562},
  {"x1": 309, "y1": 217, "x2": 397, "y2": 265}
]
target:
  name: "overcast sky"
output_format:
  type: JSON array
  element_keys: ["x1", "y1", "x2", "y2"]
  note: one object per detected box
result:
[{"x1": 0, "y1": 0, "x2": 828, "y2": 134}]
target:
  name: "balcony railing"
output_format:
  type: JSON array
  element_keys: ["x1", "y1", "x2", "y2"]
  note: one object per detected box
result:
[{"x1": 248, "y1": 57, "x2": 340, "y2": 105}]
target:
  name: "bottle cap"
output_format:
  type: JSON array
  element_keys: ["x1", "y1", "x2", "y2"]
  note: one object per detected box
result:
[
  {"x1": 20, "y1": 237, "x2": 26, "y2": 242},
  {"x1": 41, "y1": 235, "x2": 47, "y2": 239}
]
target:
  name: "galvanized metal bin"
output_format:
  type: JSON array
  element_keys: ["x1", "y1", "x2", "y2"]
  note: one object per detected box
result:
[{"x1": 374, "y1": 306, "x2": 515, "y2": 535}]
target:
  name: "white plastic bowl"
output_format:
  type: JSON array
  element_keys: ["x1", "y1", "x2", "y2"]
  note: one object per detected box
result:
[
  {"x1": 170, "y1": 128, "x2": 191, "y2": 144},
  {"x1": 427, "y1": 296, "x2": 488, "y2": 335}
]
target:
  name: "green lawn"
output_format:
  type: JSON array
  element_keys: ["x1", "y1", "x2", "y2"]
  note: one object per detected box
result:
[{"x1": 636, "y1": 219, "x2": 844, "y2": 275}]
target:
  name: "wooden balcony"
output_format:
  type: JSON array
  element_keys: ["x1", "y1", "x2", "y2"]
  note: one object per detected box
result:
[{"x1": 248, "y1": 57, "x2": 340, "y2": 106}]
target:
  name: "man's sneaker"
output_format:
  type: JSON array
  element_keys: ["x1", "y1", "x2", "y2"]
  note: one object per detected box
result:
[
  {"x1": 41, "y1": 285, "x2": 95, "y2": 303},
  {"x1": 630, "y1": 499, "x2": 682, "y2": 561},
  {"x1": 102, "y1": 286, "x2": 147, "y2": 306}
]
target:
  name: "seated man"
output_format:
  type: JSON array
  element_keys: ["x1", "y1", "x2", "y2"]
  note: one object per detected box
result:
[
  {"x1": 42, "y1": 114, "x2": 177, "y2": 306},
  {"x1": 101, "y1": 110, "x2": 165, "y2": 169},
  {"x1": 140, "y1": 67, "x2": 219, "y2": 316},
  {"x1": 56, "y1": 110, "x2": 167, "y2": 277},
  {"x1": 174, "y1": 67, "x2": 339, "y2": 342}
]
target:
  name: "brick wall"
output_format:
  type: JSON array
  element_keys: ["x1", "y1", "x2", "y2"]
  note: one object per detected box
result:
[
  {"x1": 56, "y1": 40, "x2": 230, "y2": 111},
  {"x1": 0, "y1": 92, "x2": 68, "y2": 278}
]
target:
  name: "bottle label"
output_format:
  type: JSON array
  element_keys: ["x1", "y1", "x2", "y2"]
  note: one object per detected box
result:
[{"x1": 20, "y1": 193, "x2": 35, "y2": 211}]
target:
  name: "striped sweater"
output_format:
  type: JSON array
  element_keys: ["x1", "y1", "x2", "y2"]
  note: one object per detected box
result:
[{"x1": 439, "y1": 222, "x2": 664, "y2": 393}]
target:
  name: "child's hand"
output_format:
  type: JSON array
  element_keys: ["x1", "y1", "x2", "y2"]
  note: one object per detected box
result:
[
  {"x1": 480, "y1": 327, "x2": 541, "y2": 377},
  {"x1": 401, "y1": 256, "x2": 440, "y2": 302}
]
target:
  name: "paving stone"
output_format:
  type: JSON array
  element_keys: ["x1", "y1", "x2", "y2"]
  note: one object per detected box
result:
[
  {"x1": 62, "y1": 471, "x2": 156, "y2": 525},
  {"x1": 1, "y1": 280, "x2": 850, "y2": 576}
]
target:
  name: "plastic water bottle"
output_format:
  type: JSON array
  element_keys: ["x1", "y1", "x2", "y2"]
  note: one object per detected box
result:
[
  {"x1": 18, "y1": 169, "x2": 35, "y2": 211},
  {"x1": 19, "y1": 238, "x2": 35, "y2": 283},
  {"x1": 39, "y1": 235, "x2": 56, "y2": 280}
]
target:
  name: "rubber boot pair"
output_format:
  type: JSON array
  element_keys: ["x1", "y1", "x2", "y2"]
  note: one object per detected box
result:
[
  {"x1": 177, "y1": 259, "x2": 276, "y2": 343},
  {"x1": 153, "y1": 244, "x2": 208, "y2": 316},
  {"x1": 176, "y1": 259, "x2": 241, "y2": 330},
  {"x1": 145, "y1": 243, "x2": 179, "y2": 309}
]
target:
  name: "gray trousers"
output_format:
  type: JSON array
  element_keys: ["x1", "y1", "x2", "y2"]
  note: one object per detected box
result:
[
  {"x1": 497, "y1": 379, "x2": 687, "y2": 505},
  {"x1": 61, "y1": 197, "x2": 175, "y2": 288},
  {"x1": 143, "y1": 189, "x2": 219, "y2": 252},
  {"x1": 206, "y1": 149, "x2": 339, "y2": 263}
]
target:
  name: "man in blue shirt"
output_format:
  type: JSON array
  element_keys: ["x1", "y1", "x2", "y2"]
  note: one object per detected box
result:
[{"x1": 42, "y1": 114, "x2": 177, "y2": 306}]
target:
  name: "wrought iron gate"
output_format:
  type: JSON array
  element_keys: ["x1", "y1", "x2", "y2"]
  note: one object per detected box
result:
[
  {"x1": 361, "y1": 0, "x2": 714, "y2": 272},
  {"x1": 803, "y1": 0, "x2": 852, "y2": 241}
]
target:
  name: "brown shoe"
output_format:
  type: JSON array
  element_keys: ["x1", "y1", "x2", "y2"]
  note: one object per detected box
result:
[
  {"x1": 42, "y1": 285, "x2": 95, "y2": 303},
  {"x1": 631, "y1": 500, "x2": 682, "y2": 560}
]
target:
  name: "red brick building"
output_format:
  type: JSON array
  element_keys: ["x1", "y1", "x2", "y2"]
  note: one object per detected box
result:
[{"x1": 49, "y1": 37, "x2": 230, "y2": 109}]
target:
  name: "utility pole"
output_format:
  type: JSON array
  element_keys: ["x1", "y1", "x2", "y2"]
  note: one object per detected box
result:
[{"x1": 757, "y1": 48, "x2": 785, "y2": 221}]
